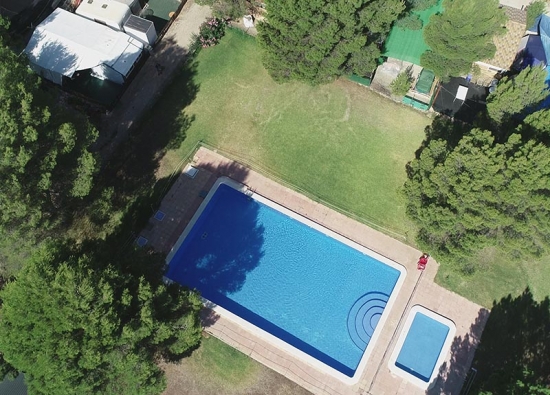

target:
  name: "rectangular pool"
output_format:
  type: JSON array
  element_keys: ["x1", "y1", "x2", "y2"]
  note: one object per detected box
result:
[
  {"x1": 388, "y1": 305, "x2": 456, "y2": 389},
  {"x1": 166, "y1": 178, "x2": 405, "y2": 383}
]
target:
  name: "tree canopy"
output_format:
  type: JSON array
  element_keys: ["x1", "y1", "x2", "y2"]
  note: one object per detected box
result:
[
  {"x1": 0, "y1": 32, "x2": 99, "y2": 239},
  {"x1": 421, "y1": 0, "x2": 507, "y2": 80},
  {"x1": 0, "y1": 242, "x2": 202, "y2": 395},
  {"x1": 257, "y1": 0, "x2": 405, "y2": 84},
  {"x1": 404, "y1": 128, "x2": 550, "y2": 261},
  {"x1": 487, "y1": 66, "x2": 550, "y2": 125},
  {"x1": 471, "y1": 290, "x2": 550, "y2": 395},
  {"x1": 390, "y1": 66, "x2": 414, "y2": 96}
]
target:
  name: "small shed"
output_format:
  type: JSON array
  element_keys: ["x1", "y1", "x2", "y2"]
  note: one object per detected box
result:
[
  {"x1": 76, "y1": 0, "x2": 131, "y2": 31},
  {"x1": 123, "y1": 15, "x2": 157, "y2": 46},
  {"x1": 25, "y1": 8, "x2": 143, "y2": 85}
]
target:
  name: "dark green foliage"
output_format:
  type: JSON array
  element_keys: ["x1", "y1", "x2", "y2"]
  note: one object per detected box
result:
[
  {"x1": 395, "y1": 14, "x2": 423, "y2": 30},
  {"x1": 408, "y1": 0, "x2": 439, "y2": 11},
  {"x1": 487, "y1": 66, "x2": 550, "y2": 124},
  {"x1": 0, "y1": 242, "x2": 202, "y2": 395},
  {"x1": 421, "y1": 0, "x2": 507, "y2": 80},
  {"x1": 404, "y1": 127, "x2": 550, "y2": 263},
  {"x1": 0, "y1": 352, "x2": 17, "y2": 381},
  {"x1": 0, "y1": 37, "x2": 99, "y2": 239},
  {"x1": 257, "y1": 0, "x2": 405, "y2": 84},
  {"x1": 390, "y1": 66, "x2": 414, "y2": 96},
  {"x1": 526, "y1": 0, "x2": 547, "y2": 29},
  {"x1": 198, "y1": 18, "x2": 229, "y2": 48},
  {"x1": 524, "y1": 108, "x2": 550, "y2": 138},
  {"x1": 471, "y1": 290, "x2": 550, "y2": 395}
]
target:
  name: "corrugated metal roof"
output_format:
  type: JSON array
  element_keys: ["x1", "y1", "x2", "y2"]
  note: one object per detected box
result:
[{"x1": 124, "y1": 14, "x2": 153, "y2": 33}]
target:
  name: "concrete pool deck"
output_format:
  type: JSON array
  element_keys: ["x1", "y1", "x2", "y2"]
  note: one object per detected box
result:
[{"x1": 141, "y1": 147, "x2": 489, "y2": 394}]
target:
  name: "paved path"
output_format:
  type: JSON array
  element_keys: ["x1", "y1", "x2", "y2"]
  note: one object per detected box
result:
[{"x1": 98, "y1": 1, "x2": 212, "y2": 159}]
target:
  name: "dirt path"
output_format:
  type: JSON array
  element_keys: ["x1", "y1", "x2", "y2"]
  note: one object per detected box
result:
[{"x1": 98, "y1": 1, "x2": 212, "y2": 159}]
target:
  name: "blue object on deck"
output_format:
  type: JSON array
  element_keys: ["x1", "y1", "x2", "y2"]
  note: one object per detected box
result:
[{"x1": 154, "y1": 210, "x2": 165, "y2": 221}]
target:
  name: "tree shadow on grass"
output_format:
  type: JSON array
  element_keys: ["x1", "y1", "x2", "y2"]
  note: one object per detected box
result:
[
  {"x1": 467, "y1": 289, "x2": 550, "y2": 394},
  {"x1": 68, "y1": 55, "x2": 200, "y2": 243},
  {"x1": 428, "y1": 307, "x2": 490, "y2": 394}
]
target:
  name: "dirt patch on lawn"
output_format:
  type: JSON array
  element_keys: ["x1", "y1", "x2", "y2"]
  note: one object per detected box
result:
[{"x1": 162, "y1": 357, "x2": 312, "y2": 395}]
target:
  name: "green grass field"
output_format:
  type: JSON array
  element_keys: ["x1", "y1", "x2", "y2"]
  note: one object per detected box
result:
[
  {"x1": 155, "y1": 29, "x2": 430, "y2": 239},
  {"x1": 141, "y1": 28, "x2": 550, "y2": 307}
]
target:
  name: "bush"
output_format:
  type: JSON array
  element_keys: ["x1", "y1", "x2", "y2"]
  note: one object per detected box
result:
[
  {"x1": 526, "y1": 0, "x2": 547, "y2": 28},
  {"x1": 408, "y1": 0, "x2": 439, "y2": 11},
  {"x1": 395, "y1": 14, "x2": 423, "y2": 30},
  {"x1": 390, "y1": 66, "x2": 414, "y2": 96},
  {"x1": 198, "y1": 18, "x2": 229, "y2": 48}
]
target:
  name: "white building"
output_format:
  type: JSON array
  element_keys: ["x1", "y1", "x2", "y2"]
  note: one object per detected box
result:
[
  {"x1": 25, "y1": 8, "x2": 143, "y2": 85},
  {"x1": 76, "y1": 0, "x2": 131, "y2": 31},
  {"x1": 123, "y1": 14, "x2": 157, "y2": 46}
]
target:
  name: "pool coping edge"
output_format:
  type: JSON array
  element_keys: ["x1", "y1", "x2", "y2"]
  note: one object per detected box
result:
[
  {"x1": 165, "y1": 176, "x2": 408, "y2": 386},
  {"x1": 386, "y1": 305, "x2": 457, "y2": 390}
]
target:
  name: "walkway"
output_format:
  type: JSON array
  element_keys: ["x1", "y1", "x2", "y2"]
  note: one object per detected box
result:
[
  {"x1": 98, "y1": 1, "x2": 212, "y2": 159},
  {"x1": 142, "y1": 147, "x2": 489, "y2": 395}
]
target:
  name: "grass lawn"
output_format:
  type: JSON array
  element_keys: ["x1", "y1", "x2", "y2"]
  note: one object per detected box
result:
[
  {"x1": 140, "y1": 28, "x2": 550, "y2": 308},
  {"x1": 161, "y1": 336, "x2": 311, "y2": 395},
  {"x1": 436, "y1": 249, "x2": 550, "y2": 307},
  {"x1": 154, "y1": 28, "x2": 430, "y2": 240}
]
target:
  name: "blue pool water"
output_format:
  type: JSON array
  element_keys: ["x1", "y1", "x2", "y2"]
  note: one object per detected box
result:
[
  {"x1": 166, "y1": 183, "x2": 401, "y2": 377},
  {"x1": 395, "y1": 312, "x2": 450, "y2": 382}
]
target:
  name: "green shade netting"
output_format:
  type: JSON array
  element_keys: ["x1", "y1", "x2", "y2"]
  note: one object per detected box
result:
[
  {"x1": 415, "y1": 68, "x2": 435, "y2": 94},
  {"x1": 383, "y1": 0, "x2": 443, "y2": 65}
]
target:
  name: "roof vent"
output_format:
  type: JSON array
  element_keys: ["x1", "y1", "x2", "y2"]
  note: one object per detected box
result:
[
  {"x1": 87, "y1": 0, "x2": 93, "y2": 3},
  {"x1": 102, "y1": 3, "x2": 108, "y2": 8}
]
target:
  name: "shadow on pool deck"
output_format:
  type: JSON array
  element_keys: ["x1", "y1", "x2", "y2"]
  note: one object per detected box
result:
[{"x1": 428, "y1": 307, "x2": 490, "y2": 394}]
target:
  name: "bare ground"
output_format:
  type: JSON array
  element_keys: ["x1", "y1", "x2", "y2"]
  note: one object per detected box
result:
[{"x1": 161, "y1": 339, "x2": 312, "y2": 395}]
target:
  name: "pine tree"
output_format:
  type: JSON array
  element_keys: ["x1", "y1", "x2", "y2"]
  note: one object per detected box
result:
[
  {"x1": 487, "y1": 66, "x2": 550, "y2": 124},
  {"x1": 404, "y1": 127, "x2": 550, "y2": 262},
  {"x1": 421, "y1": 0, "x2": 507, "y2": 79},
  {"x1": 0, "y1": 35, "x2": 99, "y2": 237},
  {"x1": 390, "y1": 66, "x2": 414, "y2": 96},
  {"x1": 0, "y1": 242, "x2": 202, "y2": 395},
  {"x1": 257, "y1": 0, "x2": 405, "y2": 84}
]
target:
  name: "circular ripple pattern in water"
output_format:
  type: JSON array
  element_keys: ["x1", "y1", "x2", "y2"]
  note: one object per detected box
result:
[{"x1": 347, "y1": 292, "x2": 390, "y2": 350}]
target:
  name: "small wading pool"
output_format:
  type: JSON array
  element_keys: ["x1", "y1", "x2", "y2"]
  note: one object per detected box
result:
[
  {"x1": 165, "y1": 178, "x2": 406, "y2": 383},
  {"x1": 388, "y1": 305, "x2": 456, "y2": 389}
]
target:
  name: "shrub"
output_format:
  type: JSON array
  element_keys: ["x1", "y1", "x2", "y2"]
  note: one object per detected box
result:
[
  {"x1": 198, "y1": 18, "x2": 229, "y2": 48},
  {"x1": 395, "y1": 14, "x2": 423, "y2": 30},
  {"x1": 390, "y1": 66, "x2": 414, "y2": 96}
]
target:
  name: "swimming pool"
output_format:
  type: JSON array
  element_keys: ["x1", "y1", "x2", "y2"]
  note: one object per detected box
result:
[
  {"x1": 388, "y1": 305, "x2": 456, "y2": 389},
  {"x1": 166, "y1": 178, "x2": 406, "y2": 383}
]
